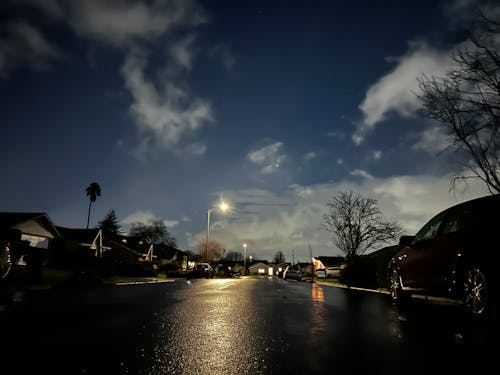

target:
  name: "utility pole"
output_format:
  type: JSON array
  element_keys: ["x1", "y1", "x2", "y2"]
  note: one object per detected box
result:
[
  {"x1": 292, "y1": 249, "x2": 294, "y2": 265},
  {"x1": 309, "y1": 244, "x2": 313, "y2": 282},
  {"x1": 243, "y1": 243, "x2": 247, "y2": 275}
]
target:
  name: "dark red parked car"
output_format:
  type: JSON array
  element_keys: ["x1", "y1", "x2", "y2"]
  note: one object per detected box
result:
[{"x1": 389, "y1": 194, "x2": 499, "y2": 318}]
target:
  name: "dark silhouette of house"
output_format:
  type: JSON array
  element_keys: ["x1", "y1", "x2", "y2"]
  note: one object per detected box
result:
[
  {"x1": 0, "y1": 212, "x2": 60, "y2": 279},
  {"x1": 115, "y1": 235, "x2": 187, "y2": 269},
  {"x1": 0, "y1": 212, "x2": 60, "y2": 258},
  {"x1": 0, "y1": 212, "x2": 60, "y2": 248},
  {"x1": 52, "y1": 227, "x2": 143, "y2": 268}
]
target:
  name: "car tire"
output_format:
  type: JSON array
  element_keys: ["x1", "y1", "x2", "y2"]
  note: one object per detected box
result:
[
  {"x1": 463, "y1": 266, "x2": 490, "y2": 318},
  {"x1": 0, "y1": 244, "x2": 12, "y2": 280},
  {"x1": 390, "y1": 268, "x2": 410, "y2": 306}
]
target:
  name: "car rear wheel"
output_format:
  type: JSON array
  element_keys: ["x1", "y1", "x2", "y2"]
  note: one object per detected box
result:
[
  {"x1": 390, "y1": 268, "x2": 410, "y2": 305},
  {"x1": 463, "y1": 267, "x2": 489, "y2": 317},
  {"x1": 0, "y1": 244, "x2": 12, "y2": 280}
]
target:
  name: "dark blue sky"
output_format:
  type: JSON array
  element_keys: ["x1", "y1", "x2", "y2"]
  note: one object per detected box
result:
[{"x1": 0, "y1": 0, "x2": 494, "y2": 261}]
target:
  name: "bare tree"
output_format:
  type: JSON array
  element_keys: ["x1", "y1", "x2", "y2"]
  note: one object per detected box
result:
[
  {"x1": 129, "y1": 220, "x2": 177, "y2": 247},
  {"x1": 273, "y1": 250, "x2": 285, "y2": 264},
  {"x1": 198, "y1": 238, "x2": 225, "y2": 262},
  {"x1": 322, "y1": 191, "x2": 403, "y2": 261},
  {"x1": 418, "y1": 15, "x2": 500, "y2": 194}
]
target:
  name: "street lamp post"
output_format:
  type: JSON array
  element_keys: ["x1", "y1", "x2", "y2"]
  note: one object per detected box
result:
[
  {"x1": 243, "y1": 243, "x2": 247, "y2": 275},
  {"x1": 205, "y1": 200, "x2": 229, "y2": 262}
]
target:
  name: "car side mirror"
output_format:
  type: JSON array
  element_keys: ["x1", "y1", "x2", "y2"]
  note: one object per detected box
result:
[{"x1": 399, "y1": 235, "x2": 415, "y2": 246}]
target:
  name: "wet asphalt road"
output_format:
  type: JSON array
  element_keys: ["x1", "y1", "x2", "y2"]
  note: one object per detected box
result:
[{"x1": 0, "y1": 277, "x2": 497, "y2": 374}]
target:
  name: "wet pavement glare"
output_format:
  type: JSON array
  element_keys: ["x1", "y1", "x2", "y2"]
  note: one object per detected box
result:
[{"x1": 0, "y1": 277, "x2": 497, "y2": 374}]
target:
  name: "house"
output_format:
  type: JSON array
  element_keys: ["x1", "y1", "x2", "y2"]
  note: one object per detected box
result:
[
  {"x1": 273, "y1": 262, "x2": 288, "y2": 276},
  {"x1": 297, "y1": 262, "x2": 312, "y2": 274},
  {"x1": 120, "y1": 237, "x2": 188, "y2": 270},
  {"x1": 56, "y1": 227, "x2": 110, "y2": 258},
  {"x1": 140, "y1": 243, "x2": 187, "y2": 268},
  {"x1": 0, "y1": 212, "x2": 60, "y2": 260},
  {"x1": 0, "y1": 212, "x2": 60, "y2": 279},
  {"x1": 53, "y1": 227, "x2": 143, "y2": 266},
  {"x1": 0, "y1": 212, "x2": 60, "y2": 250},
  {"x1": 248, "y1": 262, "x2": 274, "y2": 276},
  {"x1": 316, "y1": 256, "x2": 345, "y2": 268}
]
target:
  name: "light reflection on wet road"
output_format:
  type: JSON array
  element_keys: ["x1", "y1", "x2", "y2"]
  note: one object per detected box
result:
[
  {"x1": 148, "y1": 278, "x2": 273, "y2": 374},
  {"x1": 0, "y1": 277, "x2": 497, "y2": 374}
]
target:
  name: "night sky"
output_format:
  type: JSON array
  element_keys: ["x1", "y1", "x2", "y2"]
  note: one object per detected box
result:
[{"x1": 0, "y1": 0, "x2": 496, "y2": 261}]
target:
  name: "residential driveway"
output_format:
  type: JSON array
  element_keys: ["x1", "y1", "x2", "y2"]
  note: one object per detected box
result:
[{"x1": 0, "y1": 277, "x2": 496, "y2": 374}]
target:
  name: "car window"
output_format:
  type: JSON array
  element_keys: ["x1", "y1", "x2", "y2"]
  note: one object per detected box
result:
[
  {"x1": 413, "y1": 211, "x2": 445, "y2": 243},
  {"x1": 442, "y1": 206, "x2": 467, "y2": 234},
  {"x1": 442, "y1": 201, "x2": 488, "y2": 234}
]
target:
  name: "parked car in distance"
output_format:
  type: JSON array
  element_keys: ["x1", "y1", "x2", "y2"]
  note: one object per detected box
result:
[
  {"x1": 388, "y1": 194, "x2": 499, "y2": 318},
  {"x1": 326, "y1": 266, "x2": 341, "y2": 278},
  {"x1": 283, "y1": 266, "x2": 301, "y2": 281},
  {"x1": 231, "y1": 269, "x2": 241, "y2": 278},
  {"x1": 188, "y1": 263, "x2": 214, "y2": 279},
  {"x1": 316, "y1": 269, "x2": 327, "y2": 278}
]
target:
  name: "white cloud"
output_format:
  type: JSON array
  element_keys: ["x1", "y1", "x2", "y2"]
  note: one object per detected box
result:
[
  {"x1": 0, "y1": 21, "x2": 62, "y2": 78},
  {"x1": 185, "y1": 174, "x2": 489, "y2": 260},
  {"x1": 248, "y1": 142, "x2": 287, "y2": 174},
  {"x1": 354, "y1": 42, "x2": 455, "y2": 144},
  {"x1": 163, "y1": 219, "x2": 180, "y2": 228},
  {"x1": 371, "y1": 150, "x2": 382, "y2": 161},
  {"x1": 327, "y1": 130, "x2": 346, "y2": 139},
  {"x1": 168, "y1": 34, "x2": 198, "y2": 70},
  {"x1": 122, "y1": 210, "x2": 179, "y2": 228},
  {"x1": 442, "y1": 0, "x2": 490, "y2": 29},
  {"x1": 336, "y1": 158, "x2": 344, "y2": 165},
  {"x1": 210, "y1": 44, "x2": 235, "y2": 72},
  {"x1": 303, "y1": 151, "x2": 318, "y2": 161},
  {"x1": 412, "y1": 124, "x2": 451, "y2": 154},
  {"x1": 34, "y1": 0, "x2": 206, "y2": 47},
  {"x1": 122, "y1": 49, "x2": 213, "y2": 151},
  {"x1": 350, "y1": 169, "x2": 374, "y2": 180},
  {"x1": 26, "y1": 0, "x2": 214, "y2": 156},
  {"x1": 183, "y1": 141, "x2": 207, "y2": 155}
]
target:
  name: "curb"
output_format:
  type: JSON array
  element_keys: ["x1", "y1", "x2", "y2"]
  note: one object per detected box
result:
[
  {"x1": 316, "y1": 281, "x2": 389, "y2": 294},
  {"x1": 316, "y1": 281, "x2": 462, "y2": 305},
  {"x1": 113, "y1": 278, "x2": 175, "y2": 286}
]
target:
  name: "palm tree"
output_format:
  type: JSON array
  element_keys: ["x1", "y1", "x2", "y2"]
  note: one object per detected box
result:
[{"x1": 85, "y1": 182, "x2": 101, "y2": 229}]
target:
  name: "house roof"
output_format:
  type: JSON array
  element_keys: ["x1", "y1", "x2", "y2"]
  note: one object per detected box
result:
[
  {"x1": 316, "y1": 256, "x2": 345, "y2": 267},
  {"x1": 274, "y1": 262, "x2": 288, "y2": 268},
  {"x1": 248, "y1": 262, "x2": 270, "y2": 269},
  {"x1": 56, "y1": 226, "x2": 100, "y2": 244},
  {"x1": 0, "y1": 212, "x2": 60, "y2": 238},
  {"x1": 57, "y1": 226, "x2": 143, "y2": 259}
]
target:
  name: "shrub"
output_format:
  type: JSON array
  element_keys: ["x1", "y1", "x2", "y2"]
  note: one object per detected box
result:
[
  {"x1": 340, "y1": 257, "x2": 378, "y2": 288},
  {"x1": 116, "y1": 262, "x2": 157, "y2": 277}
]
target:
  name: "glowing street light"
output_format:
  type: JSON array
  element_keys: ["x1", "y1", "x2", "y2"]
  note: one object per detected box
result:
[{"x1": 206, "y1": 200, "x2": 229, "y2": 262}]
